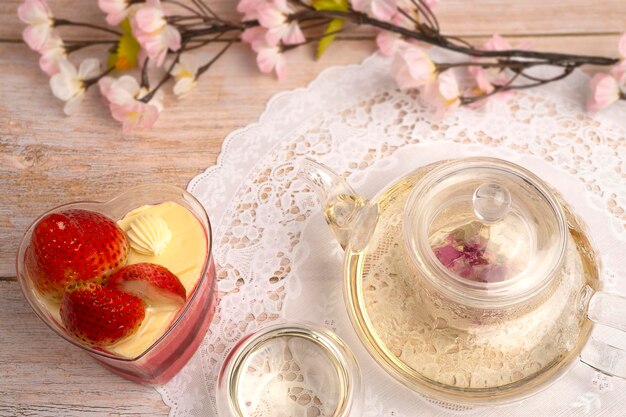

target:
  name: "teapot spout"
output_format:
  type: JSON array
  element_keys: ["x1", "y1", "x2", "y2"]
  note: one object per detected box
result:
[{"x1": 298, "y1": 158, "x2": 378, "y2": 251}]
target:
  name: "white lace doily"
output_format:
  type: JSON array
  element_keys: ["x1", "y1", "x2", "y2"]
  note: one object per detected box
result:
[{"x1": 156, "y1": 52, "x2": 626, "y2": 416}]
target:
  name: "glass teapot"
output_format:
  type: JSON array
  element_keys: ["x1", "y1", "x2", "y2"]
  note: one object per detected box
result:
[{"x1": 299, "y1": 157, "x2": 626, "y2": 405}]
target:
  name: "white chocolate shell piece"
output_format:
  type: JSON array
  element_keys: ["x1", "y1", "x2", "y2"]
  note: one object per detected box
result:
[{"x1": 126, "y1": 214, "x2": 172, "y2": 256}]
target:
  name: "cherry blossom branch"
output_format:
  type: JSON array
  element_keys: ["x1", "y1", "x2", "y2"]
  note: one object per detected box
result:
[
  {"x1": 293, "y1": 10, "x2": 619, "y2": 67},
  {"x1": 459, "y1": 68, "x2": 574, "y2": 105},
  {"x1": 18, "y1": 0, "x2": 625, "y2": 132}
]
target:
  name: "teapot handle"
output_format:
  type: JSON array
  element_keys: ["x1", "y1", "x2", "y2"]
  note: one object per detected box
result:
[
  {"x1": 298, "y1": 158, "x2": 379, "y2": 251},
  {"x1": 580, "y1": 289, "x2": 626, "y2": 379}
]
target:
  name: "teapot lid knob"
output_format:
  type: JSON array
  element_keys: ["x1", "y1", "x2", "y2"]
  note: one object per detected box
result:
[{"x1": 472, "y1": 182, "x2": 511, "y2": 223}]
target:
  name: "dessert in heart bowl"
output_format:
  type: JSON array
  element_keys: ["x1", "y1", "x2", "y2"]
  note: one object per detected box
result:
[{"x1": 16, "y1": 184, "x2": 217, "y2": 385}]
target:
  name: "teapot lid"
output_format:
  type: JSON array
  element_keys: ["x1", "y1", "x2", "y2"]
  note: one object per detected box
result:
[{"x1": 404, "y1": 158, "x2": 567, "y2": 306}]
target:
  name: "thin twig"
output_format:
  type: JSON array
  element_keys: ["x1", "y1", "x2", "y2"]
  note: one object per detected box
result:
[
  {"x1": 192, "y1": 0, "x2": 220, "y2": 20},
  {"x1": 196, "y1": 40, "x2": 235, "y2": 77},
  {"x1": 283, "y1": 27, "x2": 347, "y2": 50},
  {"x1": 164, "y1": 0, "x2": 204, "y2": 16},
  {"x1": 417, "y1": 0, "x2": 439, "y2": 32},
  {"x1": 290, "y1": 0, "x2": 315, "y2": 10},
  {"x1": 300, "y1": 19, "x2": 333, "y2": 30},
  {"x1": 437, "y1": 60, "x2": 550, "y2": 71},
  {"x1": 397, "y1": 8, "x2": 419, "y2": 26},
  {"x1": 140, "y1": 57, "x2": 150, "y2": 89},
  {"x1": 54, "y1": 19, "x2": 122, "y2": 36},
  {"x1": 83, "y1": 66, "x2": 116, "y2": 89},
  {"x1": 460, "y1": 67, "x2": 575, "y2": 104},
  {"x1": 65, "y1": 40, "x2": 118, "y2": 53},
  {"x1": 140, "y1": 43, "x2": 188, "y2": 103},
  {"x1": 446, "y1": 34, "x2": 475, "y2": 49},
  {"x1": 168, "y1": 16, "x2": 212, "y2": 22},
  {"x1": 182, "y1": 24, "x2": 244, "y2": 40},
  {"x1": 184, "y1": 31, "x2": 227, "y2": 51}
]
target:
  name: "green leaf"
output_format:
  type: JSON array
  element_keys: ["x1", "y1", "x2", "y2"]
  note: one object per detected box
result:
[
  {"x1": 317, "y1": 18, "x2": 344, "y2": 60},
  {"x1": 312, "y1": 0, "x2": 348, "y2": 11},
  {"x1": 107, "y1": 19, "x2": 140, "y2": 71}
]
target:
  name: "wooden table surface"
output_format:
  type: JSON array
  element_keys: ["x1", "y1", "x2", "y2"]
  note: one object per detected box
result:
[{"x1": 1, "y1": 1, "x2": 624, "y2": 415}]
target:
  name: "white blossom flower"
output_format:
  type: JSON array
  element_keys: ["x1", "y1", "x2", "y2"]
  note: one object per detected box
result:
[
  {"x1": 49, "y1": 58, "x2": 100, "y2": 115},
  {"x1": 168, "y1": 54, "x2": 201, "y2": 98}
]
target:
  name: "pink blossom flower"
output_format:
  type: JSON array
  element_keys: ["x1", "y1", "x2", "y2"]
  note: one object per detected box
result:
[
  {"x1": 237, "y1": 0, "x2": 265, "y2": 21},
  {"x1": 256, "y1": 44, "x2": 286, "y2": 79},
  {"x1": 418, "y1": 69, "x2": 461, "y2": 114},
  {"x1": 391, "y1": 44, "x2": 462, "y2": 115},
  {"x1": 38, "y1": 35, "x2": 66, "y2": 75},
  {"x1": 241, "y1": 26, "x2": 267, "y2": 49},
  {"x1": 612, "y1": 33, "x2": 626, "y2": 84},
  {"x1": 468, "y1": 34, "x2": 519, "y2": 100},
  {"x1": 386, "y1": 66, "x2": 460, "y2": 116},
  {"x1": 18, "y1": 0, "x2": 55, "y2": 52},
  {"x1": 110, "y1": 100, "x2": 160, "y2": 132},
  {"x1": 98, "y1": 0, "x2": 133, "y2": 26},
  {"x1": 468, "y1": 65, "x2": 493, "y2": 94},
  {"x1": 242, "y1": 27, "x2": 287, "y2": 79},
  {"x1": 49, "y1": 58, "x2": 100, "y2": 115},
  {"x1": 587, "y1": 73, "x2": 621, "y2": 113},
  {"x1": 391, "y1": 44, "x2": 436, "y2": 89},
  {"x1": 131, "y1": 0, "x2": 181, "y2": 67},
  {"x1": 611, "y1": 60, "x2": 626, "y2": 85},
  {"x1": 436, "y1": 69, "x2": 461, "y2": 110},
  {"x1": 377, "y1": 31, "x2": 403, "y2": 56},
  {"x1": 99, "y1": 75, "x2": 162, "y2": 132},
  {"x1": 351, "y1": 0, "x2": 397, "y2": 21},
  {"x1": 375, "y1": 0, "x2": 425, "y2": 57},
  {"x1": 258, "y1": 0, "x2": 305, "y2": 46},
  {"x1": 483, "y1": 33, "x2": 510, "y2": 51}
]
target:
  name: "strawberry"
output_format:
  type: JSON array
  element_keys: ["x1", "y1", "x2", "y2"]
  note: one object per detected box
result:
[
  {"x1": 60, "y1": 282, "x2": 145, "y2": 346},
  {"x1": 28, "y1": 209, "x2": 129, "y2": 301},
  {"x1": 107, "y1": 263, "x2": 187, "y2": 307}
]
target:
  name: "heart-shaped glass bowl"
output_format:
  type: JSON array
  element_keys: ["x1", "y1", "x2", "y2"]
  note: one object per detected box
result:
[{"x1": 16, "y1": 184, "x2": 217, "y2": 385}]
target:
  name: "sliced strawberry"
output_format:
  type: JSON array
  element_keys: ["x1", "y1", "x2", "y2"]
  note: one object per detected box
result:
[
  {"x1": 107, "y1": 263, "x2": 187, "y2": 307},
  {"x1": 60, "y1": 282, "x2": 145, "y2": 346},
  {"x1": 29, "y1": 209, "x2": 129, "y2": 301}
]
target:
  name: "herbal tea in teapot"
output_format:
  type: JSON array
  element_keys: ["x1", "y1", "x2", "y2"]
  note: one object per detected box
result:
[{"x1": 300, "y1": 157, "x2": 625, "y2": 405}]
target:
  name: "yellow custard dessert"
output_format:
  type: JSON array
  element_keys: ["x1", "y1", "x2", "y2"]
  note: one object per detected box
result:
[
  {"x1": 109, "y1": 201, "x2": 208, "y2": 358},
  {"x1": 38, "y1": 201, "x2": 207, "y2": 359}
]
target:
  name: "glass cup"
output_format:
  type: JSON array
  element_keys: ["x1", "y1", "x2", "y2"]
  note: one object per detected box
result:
[
  {"x1": 16, "y1": 184, "x2": 217, "y2": 385},
  {"x1": 217, "y1": 322, "x2": 363, "y2": 417}
]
